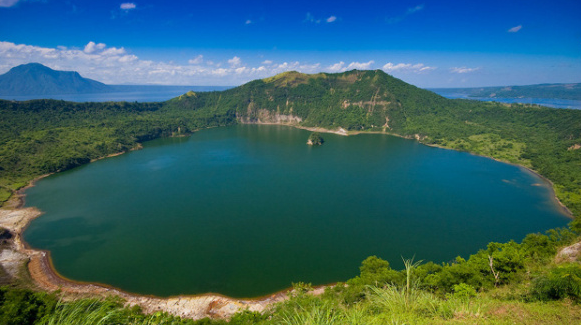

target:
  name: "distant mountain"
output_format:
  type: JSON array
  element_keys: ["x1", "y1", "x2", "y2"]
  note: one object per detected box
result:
[
  {"x1": 0, "y1": 63, "x2": 111, "y2": 96},
  {"x1": 431, "y1": 83, "x2": 581, "y2": 100}
]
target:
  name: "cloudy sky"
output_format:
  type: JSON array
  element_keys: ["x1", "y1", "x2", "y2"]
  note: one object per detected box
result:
[{"x1": 1, "y1": 0, "x2": 580, "y2": 87}]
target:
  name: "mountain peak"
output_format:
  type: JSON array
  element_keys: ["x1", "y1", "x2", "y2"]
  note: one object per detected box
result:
[{"x1": 0, "y1": 63, "x2": 110, "y2": 96}]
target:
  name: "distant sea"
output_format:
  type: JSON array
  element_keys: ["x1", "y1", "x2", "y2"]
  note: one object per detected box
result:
[
  {"x1": 431, "y1": 90, "x2": 581, "y2": 110},
  {"x1": 0, "y1": 85, "x2": 232, "y2": 102}
]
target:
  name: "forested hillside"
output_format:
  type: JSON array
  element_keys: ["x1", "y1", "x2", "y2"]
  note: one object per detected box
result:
[
  {"x1": 0, "y1": 98, "x2": 236, "y2": 203},
  {"x1": 170, "y1": 69, "x2": 581, "y2": 219},
  {"x1": 1, "y1": 69, "x2": 581, "y2": 324},
  {"x1": 1, "y1": 69, "x2": 580, "y2": 220}
]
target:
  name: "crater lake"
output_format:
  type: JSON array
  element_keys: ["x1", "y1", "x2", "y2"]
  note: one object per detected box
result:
[{"x1": 23, "y1": 125, "x2": 570, "y2": 298}]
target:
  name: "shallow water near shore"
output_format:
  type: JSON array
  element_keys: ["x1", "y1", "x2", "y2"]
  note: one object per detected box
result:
[{"x1": 23, "y1": 125, "x2": 569, "y2": 298}]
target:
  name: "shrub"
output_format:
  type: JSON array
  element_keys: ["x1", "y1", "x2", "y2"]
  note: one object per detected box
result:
[{"x1": 531, "y1": 263, "x2": 581, "y2": 301}]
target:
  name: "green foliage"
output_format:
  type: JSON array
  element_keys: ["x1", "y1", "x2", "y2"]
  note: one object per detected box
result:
[
  {"x1": 451, "y1": 283, "x2": 477, "y2": 301},
  {"x1": 2, "y1": 70, "x2": 581, "y2": 222},
  {"x1": 0, "y1": 98, "x2": 236, "y2": 204},
  {"x1": 355, "y1": 256, "x2": 403, "y2": 286},
  {"x1": 0, "y1": 69, "x2": 580, "y2": 322},
  {"x1": 0, "y1": 187, "x2": 11, "y2": 204},
  {"x1": 307, "y1": 132, "x2": 324, "y2": 145},
  {"x1": 531, "y1": 263, "x2": 581, "y2": 301},
  {"x1": 291, "y1": 282, "x2": 314, "y2": 295},
  {"x1": 0, "y1": 288, "x2": 56, "y2": 325},
  {"x1": 229, "y1": 310, "x2": 269, "y2": 325},
  {"x1": 336, "y1": 256, "x2": 403, "y2": 304}
]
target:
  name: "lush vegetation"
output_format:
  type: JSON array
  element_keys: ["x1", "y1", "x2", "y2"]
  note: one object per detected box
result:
[
  {"x1": 2, "y1": 70, "x2": 580, "y2": 217},
  {"x1": 432, "y1": 82, "x2": 581, "y2": 100},
  {"x1": 0, "y1": 69, "x2": 580, "y2": 323},
  {"x1": 172, "y1": 70, "x2": 581, "y2": 220},
  {"x1": 1, "y1": 227, "x2": 580, "y2": 324},
  {"x1": 307, "y1": 132, "x2": 324, "y2": 145},
  {"x1": 0, "y1": 96, "x2": 236, "y2": 204}
]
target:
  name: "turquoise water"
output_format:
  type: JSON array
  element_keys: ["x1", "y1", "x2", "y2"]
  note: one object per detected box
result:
[{"x1": 23, "y1": 125, "x2": 570, "y2": 297}]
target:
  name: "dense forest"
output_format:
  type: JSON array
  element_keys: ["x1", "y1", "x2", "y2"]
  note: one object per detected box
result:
[{"x1": 1, "y1": 69, "x2": 581, "y2": 323}]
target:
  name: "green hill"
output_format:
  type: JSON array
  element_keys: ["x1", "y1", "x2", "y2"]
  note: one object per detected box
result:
[
  {"x1": 1, "y1": 69, "x2": 581, "y2": 324},
  {"x1": 1, "y1": 70, "x2": 581, "y2": 219},
  {"x1": 167, "y1": 70, "x2": 581, "y2": 219},
  {"x1": 0, "y1": 63, "x2": 111, "y2": 96}
]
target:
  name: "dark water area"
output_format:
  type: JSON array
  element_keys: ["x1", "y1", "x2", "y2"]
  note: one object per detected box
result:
[
  {"x1": 0, "y1": 85, "x2": 231, "y2": 102},
  {"x1": 23, "y1": 125, "x2": 570, "y2": 297},
  {"x1": 431, "y1": 90, "x2": 581, "y2": 110}
]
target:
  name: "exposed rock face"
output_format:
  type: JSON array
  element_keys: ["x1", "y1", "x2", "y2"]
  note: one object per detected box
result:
[
  {"x1": 556, "y1": 241, "x2": 581, "y2": 263},
  {"x1": 238, "y1": 108, "x2": 303, "y2": 125}
]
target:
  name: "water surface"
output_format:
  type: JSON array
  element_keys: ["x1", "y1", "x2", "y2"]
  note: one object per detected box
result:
[
  {"x1": 432, "y1": 90, "x2": 581, "y2": 110},
  {"x1": 23, "y1": 125, "x2": 569, "y2": 297},
  {"x1": 0, "y1": 85, "x2": 230, "y2": 102}
]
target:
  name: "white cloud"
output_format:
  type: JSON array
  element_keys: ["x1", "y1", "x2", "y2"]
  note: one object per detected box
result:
[
  {"x1": 450, "y1": 67, "x2": 480, "y2": 74},
  {"x1": 326, "y1": 16, "x2": 337, "y2": 23},
  {"x1": 0, "y1": 0, "x2": 20, "y2": 8},
  {"x1": 327, "y1": 61, "x2": 345, "y2": 72},
  {"x1": 245, "y1": 19, "x2": 252, "y2": 25},
  {"x1": 387, "y1": 4, "x2": 425, "y2": 23},
  {"x1": 508, "y1": 25, "x2": 522, "y2": 33},
  {"x1": 326, "y1": 61, "x2": 375, "y2": 72},
  {"x1": 228, "y1": 56, "x2": 242, "y2": 68},
  {"x1": 0, "y1": 41, "x2": 390, "y2": 86},
  {"x1": 382, "y1": 62, "x2": 436, "y2": 73},
  {"x1": 346, "y1": 60, "x2": 374, "y2": 70},
  {"x1": 83, "y1": 41, "x2": 106, "y2": 54},
  {"x1": 120, "y1": 3, "x2": 136, "y2": 10},
  {"x1": 188, "y1": 55, "x2": 203, "y2": 65}
]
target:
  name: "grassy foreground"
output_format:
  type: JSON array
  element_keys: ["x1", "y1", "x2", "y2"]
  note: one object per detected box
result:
[{"x1": 1, "y1": 227, "x2": 580, "y2": 324}]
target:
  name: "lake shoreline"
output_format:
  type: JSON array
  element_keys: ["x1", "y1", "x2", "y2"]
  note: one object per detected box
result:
[
  {"x1": 245, "y1": 121, "x2": 572, "y2": 219},
  {"x1": 1, "y1": 197, "x2": 292, "y2": 319},
  {"x1": 1, "y1": 121, "x2": 574, "y2": 320}
]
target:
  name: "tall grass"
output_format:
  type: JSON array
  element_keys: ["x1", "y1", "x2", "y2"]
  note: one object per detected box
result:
[
  {"x1": 38, "y1": 299, "x2": 124, "y2": 325},
  {"x1": 278, "y1": 300, "x2": 341, "y2": 325}
]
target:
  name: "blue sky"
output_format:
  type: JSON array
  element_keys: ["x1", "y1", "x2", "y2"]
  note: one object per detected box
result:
[{"x1": 0, "y1": 0, "x2": 580, "y2": 87}]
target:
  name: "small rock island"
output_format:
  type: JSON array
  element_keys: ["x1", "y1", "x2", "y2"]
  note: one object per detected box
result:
[{"x1": 307, "y1": 132, "x2": 324, "y2": 146}]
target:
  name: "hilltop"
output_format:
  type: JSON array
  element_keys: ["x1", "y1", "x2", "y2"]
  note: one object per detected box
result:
[{"x1": 0, "y1": 63, "x2": 111, "y2": 96}]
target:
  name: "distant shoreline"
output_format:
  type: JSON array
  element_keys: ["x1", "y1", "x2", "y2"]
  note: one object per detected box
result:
[{"x1": 241, "y1": 121, "x2": 573, "y2": 219}]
